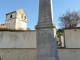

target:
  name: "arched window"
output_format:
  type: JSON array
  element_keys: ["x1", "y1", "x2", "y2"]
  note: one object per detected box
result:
[
  {"x1": 25, "y1": 16, "x2": 26, "y2": 19},
  {"x1": 10, "y1": 15, "x2": 12, "y2": 18}
]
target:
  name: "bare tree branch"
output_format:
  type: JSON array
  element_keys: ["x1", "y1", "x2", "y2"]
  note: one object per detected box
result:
[{"x1": 59, "y1": 10, "x2": 80, "y2": 28}]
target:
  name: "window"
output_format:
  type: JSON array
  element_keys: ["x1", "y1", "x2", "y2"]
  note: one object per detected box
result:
[
  {"x1": 25, "y1": 16, "x2": 26, "y2": 19},
  {"x1": 10, "y1": 15, "x2": 12, "y2": 18}
]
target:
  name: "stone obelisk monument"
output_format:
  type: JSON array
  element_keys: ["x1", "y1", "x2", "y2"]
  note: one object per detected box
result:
[{"x1": 35, "y1": 0, "x2": 59, "y2": 60}]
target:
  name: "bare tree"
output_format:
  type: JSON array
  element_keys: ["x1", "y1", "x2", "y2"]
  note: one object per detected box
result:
[{"x1": 59, "y1": 10, "x2": 80, "y2": 28}]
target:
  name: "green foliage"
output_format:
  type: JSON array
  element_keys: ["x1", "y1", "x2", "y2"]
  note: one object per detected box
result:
[{"x1": 56, "y1": 32, "x2": 63, "y2": 38}]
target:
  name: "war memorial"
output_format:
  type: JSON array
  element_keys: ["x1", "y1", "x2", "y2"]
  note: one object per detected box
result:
[{"x1": 35, "y1": 0, "x2": 59, "y2": 60}]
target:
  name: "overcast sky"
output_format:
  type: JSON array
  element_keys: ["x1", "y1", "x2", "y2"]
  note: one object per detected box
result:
[{"x1": 0, "y1": 0, "x2": 80, "y2": 29}]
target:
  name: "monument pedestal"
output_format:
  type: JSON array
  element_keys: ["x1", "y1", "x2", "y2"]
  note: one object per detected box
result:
[{"x1": 36, "y1": 28, "x2": 59, "y2": 60}]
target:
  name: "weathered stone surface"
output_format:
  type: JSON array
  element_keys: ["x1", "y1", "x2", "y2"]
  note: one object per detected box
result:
[
  {"x1": 35, "y1": 0, "x2": 56, "y2": 29},
  {"x1": 37, "y1": 30, "x2": 54, "y2": 57},
  {"x1": 35, "y1": 0, "x2": 59, "y2": 60},
  {"x1": 36, "y1": 28, "x2": 59, "y2": 60}
]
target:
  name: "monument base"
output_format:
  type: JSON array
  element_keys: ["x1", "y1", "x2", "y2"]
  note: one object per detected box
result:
[
  {"x1": 36, "y1": 28, "x2": 59, "y2": 60},
  {"x1": 36, "y1": 56, "x2": 59, "y2": 60}
]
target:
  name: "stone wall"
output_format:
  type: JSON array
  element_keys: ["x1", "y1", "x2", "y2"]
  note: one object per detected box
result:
[
  {"x1": 15, "y1": 19, "x2": 27, "y2": 30},
  {"x1": 16, "y1": 8, "x2": 27, "y2": 30},
  {"x1": 0, "y1": 48, "x2": 36, "y2": 60},
  {"x1": 58, "y1": 48, "x2": 80, "y2": 60},
  {"x1": 6, "y1": 19, "x2": 16, "y2": 29},
  {"x1": 0, "y1": 30, "x2": 36, "y2": 48},
  {"x1": 0, "y1": 31, "x2": 36, "y2": 60},
  {"x1": 0, "y1": 30, "x2": 80, "y2": 60},
  {"x1": 0, "y1": 48, "x2": 80, "y2": 60},
  {"x1": 64, "y1": 29, "x2": 80, "y2": 48}
]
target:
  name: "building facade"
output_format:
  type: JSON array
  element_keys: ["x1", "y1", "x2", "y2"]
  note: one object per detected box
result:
[{"x1": 0, "y1": 8, "x2": 27, "y2": 30}]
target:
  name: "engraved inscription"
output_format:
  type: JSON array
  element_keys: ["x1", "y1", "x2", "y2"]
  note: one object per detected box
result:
[{"x1": 37, "y1": 31, "x2": 54, "y2": 57}]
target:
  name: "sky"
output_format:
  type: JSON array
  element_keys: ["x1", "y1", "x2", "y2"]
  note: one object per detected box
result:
[{"x1": 0, "y1": 0, "x2": 80, "y2": 30}]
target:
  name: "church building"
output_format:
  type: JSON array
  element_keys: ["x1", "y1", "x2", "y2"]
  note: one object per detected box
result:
[{"x1": 0, "y1": 8, "x2": 28, "y2": 30}]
